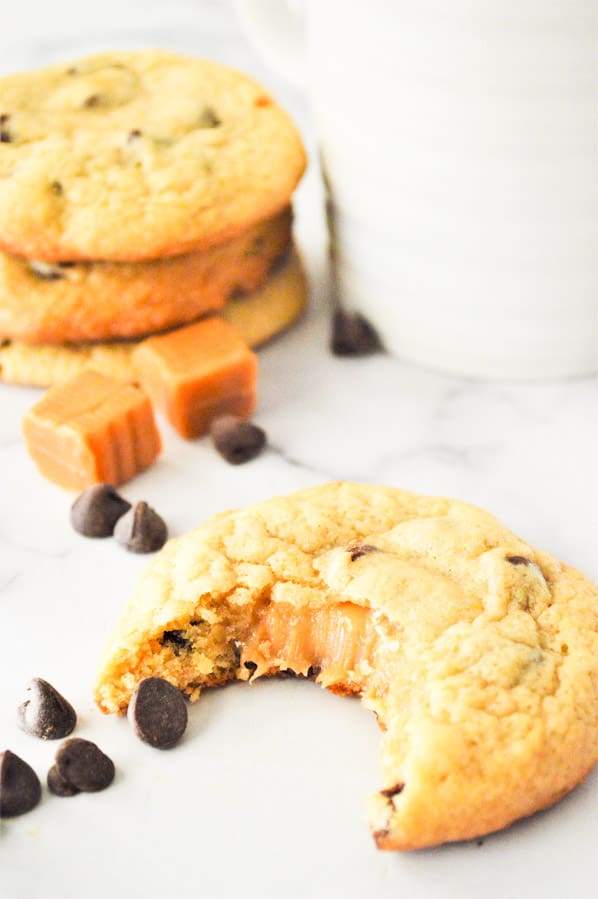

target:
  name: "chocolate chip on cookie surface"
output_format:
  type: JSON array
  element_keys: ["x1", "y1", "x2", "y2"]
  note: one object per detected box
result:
[
  {"x1": 0, "y1": 113, "x2": 12, "y2": 143},
  {"x1": 348, "y1": 543, "x2": 378, "y2": 561}
]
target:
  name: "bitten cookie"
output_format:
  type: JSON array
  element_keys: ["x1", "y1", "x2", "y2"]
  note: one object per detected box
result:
[
  {"x1": 94, "y1": 482, "x2": 598, "y2": 851},
  {"x1": 0, "y1": 50, "x2": 306, "y2": 261},
  {"x1": 0, "y1": 251, "x2": 307, "y2": 386},
  {"x1": 0, "y1": 209, "x2": 292, "y2": 343}
]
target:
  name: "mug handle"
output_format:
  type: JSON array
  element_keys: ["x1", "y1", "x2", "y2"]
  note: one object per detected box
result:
[{"x1": 235, "y1": 0, "x2": 307, "y2": 88}]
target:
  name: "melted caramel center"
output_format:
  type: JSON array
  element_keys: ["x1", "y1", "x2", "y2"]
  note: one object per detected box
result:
[{"x1": 241, "y1": 601, "x2": 377, "y2": 694}]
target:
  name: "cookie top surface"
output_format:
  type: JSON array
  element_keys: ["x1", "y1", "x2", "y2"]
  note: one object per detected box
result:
[
  {"x1": 0, "y1": 50, "x2": 306, "y2": 261},
  {"x1": 96, "y1": 482, "x2": 598, "y2": 848}
]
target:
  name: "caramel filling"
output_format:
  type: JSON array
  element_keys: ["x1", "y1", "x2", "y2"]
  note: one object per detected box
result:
[
  {"x1": 103, "y1": 599, "x2": 382, "y2": 716},
  {"x1": 240, "y1": 601, "x2": 377, "y2": 694}
]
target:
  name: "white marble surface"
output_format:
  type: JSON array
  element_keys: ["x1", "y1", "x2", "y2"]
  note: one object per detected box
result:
[{"x1": 1, "y1": 3, "x2": 597, "y2": 898}]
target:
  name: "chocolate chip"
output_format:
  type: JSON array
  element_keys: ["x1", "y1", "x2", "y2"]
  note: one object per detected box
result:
[
  {"x1": 160, "y1": 630, "x2": 191, "y2": 654},
  {"x1": 0, "y1": 113, "x2": 12, "y2": 143},
  {"x1": 197, "y1": 106, "x2": 220, "y2": 128},
  {"x1": 71, "y1": 484, "x2": 131, "y2": 538},
  {"x1": 54, "y1": 739, "x2": 115, "y2": 792},
  {"x1": 210, "y1": 415, "x2": 266, "y2": 465},
  {"x1": 244, "y1": 234, "x2": 266, "y2": 258},
  {"x1": 380, "y1": 782, "x2": 404, "y2": 799},
  {"x1": 269, "y1": 246, "x2": 292, "y2": 274},
  {"x1": 28, "y1": 260, "x2": 68, "y2": 281},
  {"x1": 17, "y1": 678, "x2": 77, "y2": 740},
  {"x1": 506, "y1": 555, "x2": 532, "y2": 566},
  {"x1": 47, "y1": 764, "x2": 80, "y2": 797},
  {"x1": 128, "y1": 677, "x2": 188, "y2": 749},
  {"x1": 229, "y1": 285, "x2": 248, "y2": 300},
  {"x1": 230, "y1": 640, "x2": 242, "y2": 666},
  {"x1": 0, "y1": 113, "x2": 12, "y2": 142},
  {"x1": 0, "y1": 750, "x2": 41, "y2": 818},
  {"x1": 114, "y1": 501, "x2": 167, "y2": 554},
  {"x1": 330, "y1": 310, "x2": 383, "y2": 356},
  {"x1": 348, "y1": 543, "x2": 378, "y2": 561}
]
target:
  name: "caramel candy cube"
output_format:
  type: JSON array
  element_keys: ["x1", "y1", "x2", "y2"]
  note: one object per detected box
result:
[
  {"x1": 23, "y1": 370, "x2": 161, "y2": 490},
  {"x1": 133, "y1": 317, "x2": 258, "y2": 439}
]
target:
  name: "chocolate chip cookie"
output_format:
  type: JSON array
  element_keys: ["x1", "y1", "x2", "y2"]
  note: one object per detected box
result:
[
  {"x1": 94, "y1": 482, "x2": 598, "y2": 850},
  {"x1": 0, "y1": 51, "x2": 306, "y2": 261}
]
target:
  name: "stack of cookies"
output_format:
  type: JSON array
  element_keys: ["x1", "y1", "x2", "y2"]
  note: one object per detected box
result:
[{"x1": 0, "y1": 50, "x2": 307, "y2": 387}]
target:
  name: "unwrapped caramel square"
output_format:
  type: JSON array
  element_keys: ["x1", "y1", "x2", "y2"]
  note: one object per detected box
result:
[
  {"x1": 23, "y1": 370, "x2": 162, "y2": 490},
  {"x1": 132, "y1": 317, "x2": 258, "y2": 439}
]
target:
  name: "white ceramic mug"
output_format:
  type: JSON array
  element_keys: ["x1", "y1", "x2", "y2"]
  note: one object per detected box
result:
[{"x1": 237, "y1": 0, "x2": 598, "y2": 379}]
